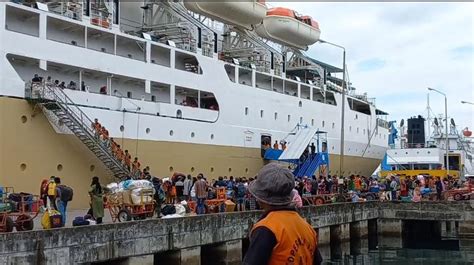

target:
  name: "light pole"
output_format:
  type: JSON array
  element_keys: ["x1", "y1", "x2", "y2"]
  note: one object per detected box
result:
[
  {"x1": 461, "y1": 101, "x2": 474, "y2": 105},
  {"x1": 318, "y1": 39, "x2": 346, "y2": 177},
  {"x1": 428, "y1": 88, "x2": 449, "y2": 176}
]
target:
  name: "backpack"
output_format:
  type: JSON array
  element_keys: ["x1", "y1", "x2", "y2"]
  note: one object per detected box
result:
[
  {"x1": 237, "y1": 183, "x2": 246, "y2": 198},
  {"x1": 161, "y1": 204, "x2": 176, "y2": 216},
  {"x1": 58, "y1": 185, "x2": 73, "y2": 202}
]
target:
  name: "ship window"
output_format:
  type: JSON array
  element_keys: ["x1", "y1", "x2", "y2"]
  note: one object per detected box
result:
[
  {"x1": 285, "y1": 81, "x2": 298, "y2": 97},
  {"x1": 245, "y1": 168, "x2": 249, "y2": 173},
  {"x1": 150, "y1": 44, "x2": 171, "y2": 67},
  {"x1": 151, "y1": 95, "x2": 156, "y2": 102},
  {"x1": 239, "y1": 68, "x2": 252, "y2": 86},
  {"x1": 127, "y1": 91, "x2": 132, "y2": 98},
  {"x1": 288, "y1": 115, "x2": 291, "y2": 122},
  {"x1": 191, "y1": 132, "x2": 195, "y2": 138},
  {"x1": 210, "y1": 167, "x2": 214, "y2": 172},
  {"x1": 146, "y1": 128, "x2": 150, "y2": 134},
  {"x1": 228, "y1": 168, "x2": 232, "y2": 173},
  {"x1": 176, "y1": 110, "x2": 182, "y2": 119},
  {"x1": 87, "y1": 28, "x2": 114, "y2": 55},
  {"x1": 355, "y1": 114, "x2": 358, "y2": 120},
  {"x1": 47, "y1": 17, "x2": 85, "y2": 47},
  {"x1": 274, "y1": 112, "x2": 278, "y2": 120},
  {"x1": 260, "y1": 110, "x2": 264, "y2": 118},
  {"x1": 256, "y1": 72, "x2": 272, "y2": 90},
  {"x1": 191, "y1": 167, "x2": 195, "y2": 172},
  {"x1": 20, "y1": 163, "x2": 27, "y2": 171},
  {"x1": 225, "y1": 64, "x2": 236, "y2": 83},
  {"x1": 357, "y1": 127, "x2": 359, "y2": 133},
  {"x1": 120, "y1": 125, "x2": 125, "y2": 132},
  {"x1": 21, "y1": 115, "x2": 27, "y2": 123},
  {"x1": 245, "y1": 107, "x2": 249, "y2": 115},
  {"x1": 169, "y1": 166, "x2": 174, "y2": 172},
  {"x1": 175, "y1": 51, "x2": 202, "y2": 74},
  {"x1": 332, "y1": 123, "x2": 335, "y2": 129},
  {"x1": 57, "y1": 164, "x2": 63, "y2": 171},
  {"x1": 210, "y1": 134, "x2": 214, "y2": 140},
  {"x1": 349, "y1": 126, "x2": 352, "y2": 131},
  {"x1": 169, "y1": 130, "x2": 174, "y2": 136},
  {"x1": 322, "y1": 121, "x2": 325, "y2": 127},
  {"x1": 116, "y1": 36, "x2": 146, "y2": 62},
  {"x1": 90, "y1": 165, "x2": 95, "y2": 172},
  {"x1": 300, "y1": 117, "x2": 303, "y2": 124},
  {"x1": 299, "y1": 101, "x2": 302, "y2": 107},
  {"x1": 301, "y1": 85, "x2": 311, "y2": 100},
  {"x1": 325, "y1": 92, "x2": 337, "y2": 106},
  {"x1": 347, "y1": 98, "x2": 371, "y2": 115},
  {"x1": 311, "y1": 119, "x2": 314, "y2": 126},
  {"x1": 6, "y1": 6, "x2": 40, "y2": 37}
]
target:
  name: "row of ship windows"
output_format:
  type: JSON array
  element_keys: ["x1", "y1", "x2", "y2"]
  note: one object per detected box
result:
[
  {"x1": 242, "y1": 109, "x2": 386, "y2": 139},
  {"x1": 22, "y1": 113, "x2": 385, "y2": 140}
]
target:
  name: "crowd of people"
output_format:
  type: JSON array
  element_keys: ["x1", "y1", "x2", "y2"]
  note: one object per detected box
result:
[
  {"x1": 92, "y1": 119, "x2": 151, "y2": 179},
  {"x1": 31, "y1": 73, "x2": 108, "y2": 94}
]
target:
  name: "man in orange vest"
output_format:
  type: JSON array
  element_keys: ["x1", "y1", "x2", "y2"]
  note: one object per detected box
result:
[{"x1": 243, "y1": 163, "x2": 322, "y2": 265}]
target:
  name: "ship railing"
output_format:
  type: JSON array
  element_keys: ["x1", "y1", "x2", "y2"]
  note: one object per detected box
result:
[{"x1": 29, "y1": 82, "x2": 130, "y2": 177}]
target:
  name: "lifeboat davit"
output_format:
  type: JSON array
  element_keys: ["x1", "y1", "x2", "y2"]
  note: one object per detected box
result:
[
  {"x1": 255, "y1": 7, "x2": 321, "y2": 50},
  {"x1": 183, "y1": 1, "x2": 267, "y2": 30}
]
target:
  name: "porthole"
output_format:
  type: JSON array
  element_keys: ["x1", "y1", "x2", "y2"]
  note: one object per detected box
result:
[
  {"x1": 169, "y1": 130, "x2": 174, "y2": 136},
  {"x1": 169, "y1": 166, "x2": 174, "y2": 172},
  {"x1": 57, "y1": 164, "x2": 63, "y2": 171},
  {"x1": 191, "y1": 132, "x2": 195, "y2": 138},
  {"x1": 120, "y1": 125, "x2": 125, "y2": 132},
  {"x1": 299, "y1": 101, "x2": 302, "y2": 107},
  {"x1": 245, "y1": 168, "x2": 249, "y2": 173},
  {"x1": 176, "y1": 109, "x2": 182, "y2": 118},
  {"x1": 20, "y1": 163, "x2": 27, "y2": 171},
  {"x1": 191, "y1": 167, "x2": 195, "y2": 172},
  {"x1": 405, "y1": 152, "x2": 408, "y2": 155},
  {"x1": 146, "y1": 128, "x2": 151, "y2": 134},
  {"x1": 210, "y1": 134, "x2": 214, "y2": 140},
  {"x1": 357, "y1": 128, "x2": 359, "y2": 133},
  {"x1": 349, "y1": 126, "x2": 352, "y2": 131},
  {"x1": 332, "y1": 123, "x2": 335, "y2": 129},
  {"x1": 20, "y1": 115, "x2": 27, "y2": 123},
  {"x1": 427, "y1": 151, "x2": 431, "y2": 154},
  {"x1": 355, "y1": 114, "x2": 358, "y2": 120},
  {"x1": 210, "y1": 167, "x2": 214, "y2": 172},
  {"x1": 90, "y1": 165, "x2": 95, "y2": 172},
  {"x1": 332, "y1": 146, "x2": 335, "y2": 150},
  {"x1": 228, "y1": 168, "x2": 232, "y2": 173}
]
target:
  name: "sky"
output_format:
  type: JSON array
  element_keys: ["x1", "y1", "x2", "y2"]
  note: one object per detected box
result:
[{"x1": 274, "y1": 2, "x2": 474, "y2": 133}]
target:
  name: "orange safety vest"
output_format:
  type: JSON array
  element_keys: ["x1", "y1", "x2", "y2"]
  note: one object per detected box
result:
[{"x1": 252, "y1": 210, "x2": 317, "y2": 265}]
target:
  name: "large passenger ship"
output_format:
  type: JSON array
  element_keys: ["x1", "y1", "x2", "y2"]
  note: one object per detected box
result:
[{"x1": 0, "y1": 1, "x2": 389, "y2": 207}]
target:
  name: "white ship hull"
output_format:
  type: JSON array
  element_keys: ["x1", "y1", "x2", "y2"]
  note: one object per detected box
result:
[{"x1": 0, "y1": 2, "x2": 389, "y2": 208}]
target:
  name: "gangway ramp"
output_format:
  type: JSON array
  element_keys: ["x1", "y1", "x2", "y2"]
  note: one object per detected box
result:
[{"x1": 279, "y1": 126, "x2": 318, "y2": 160}]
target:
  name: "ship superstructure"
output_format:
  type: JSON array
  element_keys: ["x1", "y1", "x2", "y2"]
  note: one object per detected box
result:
[{"x1": 0, "y1": 1, "x2": 389, "y2": 207}]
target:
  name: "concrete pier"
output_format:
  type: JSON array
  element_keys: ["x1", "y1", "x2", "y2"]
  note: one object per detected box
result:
[
  {"x1": 201, "y1": 240, "x2": 242, "y2": 265},
  {"x1": 0, "y1": 202, "x2": 472, "y2": 264},
  {"x1": 377, "y1": 219, "x2": 402, "y2": 248}
]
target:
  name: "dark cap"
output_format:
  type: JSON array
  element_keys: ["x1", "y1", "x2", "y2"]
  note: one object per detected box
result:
[{"x1": 248, "y1": 163, "x2": 295, "y2": 206}]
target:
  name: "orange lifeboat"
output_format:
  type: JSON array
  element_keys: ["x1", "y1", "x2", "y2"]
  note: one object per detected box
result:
[
  {"x1": 464, "y1": 128, "x2": 472, "y2": 137},
  {"x1": 255, "y1": 7, "x2": 321, "y2": 50},
  {"x1": 183, "y1": 1, "x2": 267, "y2": 30}
]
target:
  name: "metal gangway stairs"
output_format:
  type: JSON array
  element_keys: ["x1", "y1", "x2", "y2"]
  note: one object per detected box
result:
[
  {"x1": 27, "y1": 83, "x2": 130, "y2": 179},
  {"x1": 264, "y1": 125, "x2": 329, "y2": 177}
]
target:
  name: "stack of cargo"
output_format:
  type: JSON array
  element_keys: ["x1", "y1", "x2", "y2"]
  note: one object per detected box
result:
[{"x1": 106, "y1": 180, "x2": 155, "y2": 205}]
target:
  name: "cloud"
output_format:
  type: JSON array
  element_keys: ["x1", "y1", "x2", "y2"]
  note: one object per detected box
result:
[{"x1": 273, "y1": 2, "x2": 474, "y2": 130}]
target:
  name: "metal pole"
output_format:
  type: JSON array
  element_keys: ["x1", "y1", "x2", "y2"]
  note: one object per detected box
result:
[
  {"x1": 445, "y1": 95, "x2": 449, "y2": 176},
  {"x1": 340, "y1": 50, "x2": 346, "y2": 176}
]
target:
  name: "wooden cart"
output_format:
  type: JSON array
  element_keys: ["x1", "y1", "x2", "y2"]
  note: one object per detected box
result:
[{"x1": 105, "y1": 190, "x2": 155, "y2": 222}]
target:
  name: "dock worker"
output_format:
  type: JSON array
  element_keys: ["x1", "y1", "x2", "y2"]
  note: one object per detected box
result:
[{"x1": 243, "y1": 163, "x2": 322, "y2": 265}]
